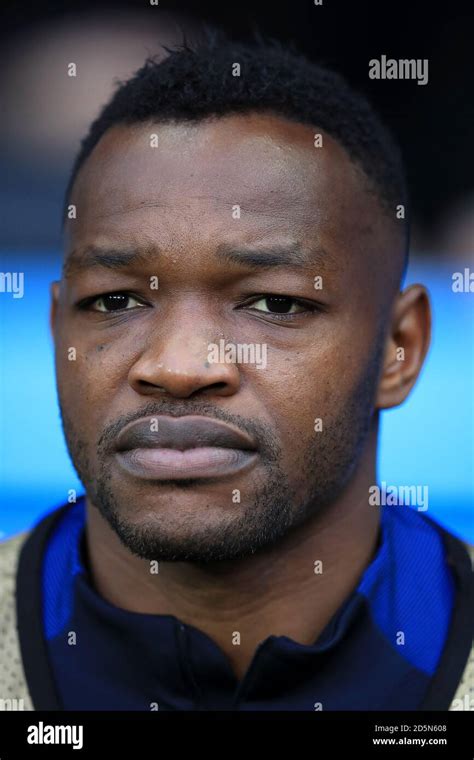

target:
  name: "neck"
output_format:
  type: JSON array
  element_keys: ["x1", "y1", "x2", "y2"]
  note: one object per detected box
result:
[{"x1": 84, "y1": 432, "x2": 380, "y2": 681}]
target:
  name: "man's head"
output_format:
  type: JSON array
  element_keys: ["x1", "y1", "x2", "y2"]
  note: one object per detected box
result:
[{"x1": 51, "y1": 34, "x2": 430, "y2": 564}]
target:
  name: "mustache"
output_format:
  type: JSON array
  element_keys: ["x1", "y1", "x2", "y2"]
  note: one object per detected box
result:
[{"x1": 97, "y1": 399, "x2": 280, "y2": 460}]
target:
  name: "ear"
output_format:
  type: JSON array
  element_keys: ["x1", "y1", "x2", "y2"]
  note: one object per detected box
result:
[
  {"x1": 376, "y1": 284, "x2": 431, "y2": 410},
  {"x1": 50, "y1": 281, "x2": 60, "y2": 340}
]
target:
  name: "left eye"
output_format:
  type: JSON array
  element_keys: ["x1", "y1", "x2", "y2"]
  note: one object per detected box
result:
[
  {"x1": 91, "y1": 293, "x2": 145, "y2": 312},
  {"x1": 249, "y1": 296, "x2": 307, "y2": 314}
]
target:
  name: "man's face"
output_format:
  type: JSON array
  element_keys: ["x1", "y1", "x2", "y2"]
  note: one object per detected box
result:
[{"x1": 52, "y1": 113, "x2": 403, "y2": 562}]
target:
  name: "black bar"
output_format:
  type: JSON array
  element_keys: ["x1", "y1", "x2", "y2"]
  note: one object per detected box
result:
[{"x1": 0, "y1": 711, "x2": 472, "y2": 757}]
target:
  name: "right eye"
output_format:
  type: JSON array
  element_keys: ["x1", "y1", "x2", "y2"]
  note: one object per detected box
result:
[{"x1": 84, "y1": 292, "x2": 147, "y2": 313}]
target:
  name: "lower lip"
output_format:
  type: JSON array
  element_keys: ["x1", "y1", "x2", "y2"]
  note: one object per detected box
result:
[{"x1": 115, "y1": 447, "x2": 258, "y2": 480}]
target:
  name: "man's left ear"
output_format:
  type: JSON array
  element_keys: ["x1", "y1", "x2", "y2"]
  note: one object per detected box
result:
[{"x1": 376, "y1": 284, "x2": 431, "y2": 410}]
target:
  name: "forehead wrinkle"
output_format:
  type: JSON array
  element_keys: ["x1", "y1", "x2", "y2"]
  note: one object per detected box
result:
[{"x1": 78, "y1": 187, "x2": 318, "y2": 225}]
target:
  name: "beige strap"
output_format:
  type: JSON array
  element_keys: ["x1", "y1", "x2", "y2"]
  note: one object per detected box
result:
[
  {"x1": 0, "y1": 532, "x2": 34, "y2": 710},
  {"x1": 449, "y1": 542, "x2": 474, "y2": 710}
]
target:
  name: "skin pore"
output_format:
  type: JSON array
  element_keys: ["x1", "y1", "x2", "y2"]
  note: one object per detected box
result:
[{"x1": 50, "y1": 113, "x2": 430, "y2": 681}]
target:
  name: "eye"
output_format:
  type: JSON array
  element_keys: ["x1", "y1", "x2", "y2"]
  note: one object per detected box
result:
[
  {"x1": 89, "y1": 292, "x2": 146, "y2": 312},
  {"x1": 249, "y1": 296, "x2": 308, "y2": 315}
]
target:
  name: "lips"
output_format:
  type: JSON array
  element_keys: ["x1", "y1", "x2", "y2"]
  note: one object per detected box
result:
[
  {"x1": 114, "y1": 415, "x2": 258, "y2": 480},
  {"x1": 115, "y1": 415, "x2": 257, "y2": 452}
]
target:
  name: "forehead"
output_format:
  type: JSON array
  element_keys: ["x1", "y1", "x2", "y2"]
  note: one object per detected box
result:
[{"x1": 66, "y1": 113, "x2": 398, "y2": 284}]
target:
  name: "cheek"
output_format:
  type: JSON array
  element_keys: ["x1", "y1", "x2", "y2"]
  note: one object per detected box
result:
[
  {"x1": 255, "y1": 342, "x2": 365, "y2": 455},
  {"x1": 54, "y1": 332, "x2": 127, "y2": 422},
  {"x1": 247, "y1": 354, "x2": 322, "y2": 463},
  {"x1": 57, "y1": 316, "x2": 149, "y2": 380}
]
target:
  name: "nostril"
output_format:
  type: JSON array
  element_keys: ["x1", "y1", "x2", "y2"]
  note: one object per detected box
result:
[
  {"x1": 199, "y1": 381, "x2": 236, "y2": 398},
  {"x1": 138, "y1": 380, "x2": 167, "y2": 391}
]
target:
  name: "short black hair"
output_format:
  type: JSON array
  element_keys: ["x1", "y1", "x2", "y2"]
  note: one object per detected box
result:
[{"x1": 64, "y1": 30, "x2": 409, "y2": 269}]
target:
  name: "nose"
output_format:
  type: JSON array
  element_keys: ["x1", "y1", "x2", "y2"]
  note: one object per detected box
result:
[{"x1": 127, "y1": 328, "x2": 241, "y2": 399}]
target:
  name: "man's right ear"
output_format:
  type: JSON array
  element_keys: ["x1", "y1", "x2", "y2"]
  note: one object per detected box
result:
[{"x1": 50, "y1": 281, "x2": 60, "y2": 338}]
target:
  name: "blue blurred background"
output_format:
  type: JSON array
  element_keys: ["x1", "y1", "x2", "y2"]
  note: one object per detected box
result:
[{"x1": 0, "y1": 0, "x2": 473, "y2": 541}]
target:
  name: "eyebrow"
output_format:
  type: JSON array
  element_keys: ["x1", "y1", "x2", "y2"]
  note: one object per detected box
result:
[
  {"x1": 63, "y1": 242, "x2": 332, "y2": 277},
  {"x1": 63, "y1": 247, "x2": 154, "y2": 277},
  {"x1": 215, "y1": 242, "x2": 329, "y2": 270}
]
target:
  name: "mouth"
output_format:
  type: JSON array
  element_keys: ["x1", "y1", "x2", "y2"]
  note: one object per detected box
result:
[{"x1": 113, "y1": 415, "x2": 259, "y2": 481}]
